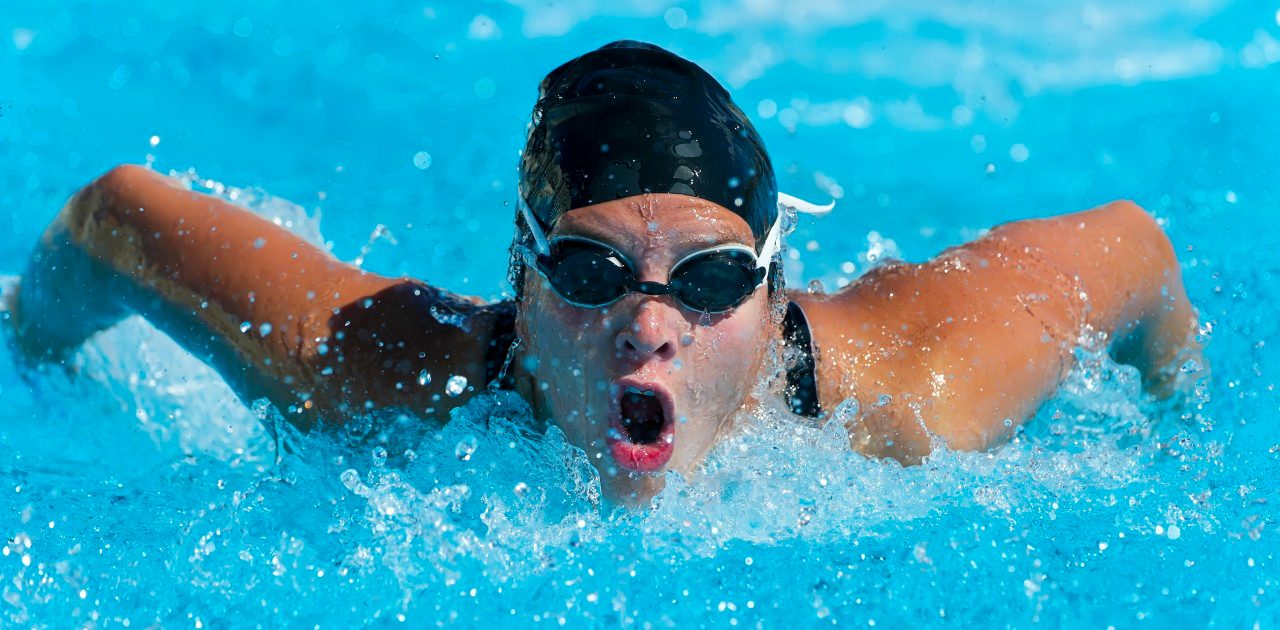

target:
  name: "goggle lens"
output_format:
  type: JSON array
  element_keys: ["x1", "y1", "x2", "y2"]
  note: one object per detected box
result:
[
  {"x1": 670, "y1": 250, "x2": 761, "y2": 312},
  {"x1": 544, "y1": 241, "x2": 629, "y2": 306}
]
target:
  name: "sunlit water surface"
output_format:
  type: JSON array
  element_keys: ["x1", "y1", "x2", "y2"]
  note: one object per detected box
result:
[{"x1": 2, "y1": 1, "x2": 1279, "y2": 626}]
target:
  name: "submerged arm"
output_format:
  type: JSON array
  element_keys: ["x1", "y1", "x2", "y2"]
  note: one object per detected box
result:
[
  {"x1": 12, "y1": 165, "x2": 497, "y2": 427},
  {"x1": 801, "y1": 200, "x2": 1197, "y2": 462}
]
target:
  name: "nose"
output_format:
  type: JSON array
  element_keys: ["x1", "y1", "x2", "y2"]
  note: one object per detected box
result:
[{"x1": 614, "y1": 300, "x2": 678, "y2": 362}]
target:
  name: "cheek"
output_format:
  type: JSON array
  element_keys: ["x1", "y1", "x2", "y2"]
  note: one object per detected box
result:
[
  {"x1": 521, "y1": 284, "x2": 614, "y2": 387},
  {"x1": 684, "y1": 296, "x2": 770, "y2": 384}
]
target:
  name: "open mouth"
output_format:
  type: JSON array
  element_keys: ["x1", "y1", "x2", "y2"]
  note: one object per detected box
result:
[
  {"x1": 620, "y1": 388, "x2": 667, "y2": 443},
  {"x1": 607, "y1": 381, "x2": 676, "y2": 473}
]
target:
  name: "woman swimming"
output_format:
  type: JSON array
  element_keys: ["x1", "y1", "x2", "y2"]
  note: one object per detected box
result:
[{"x1": 9, "y1": 40, "x2": 1197, "y2": 503}]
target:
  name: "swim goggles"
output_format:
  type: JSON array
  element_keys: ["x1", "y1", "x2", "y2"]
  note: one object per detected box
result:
[{"x1": 518, "y1": 194, "x2": 833, "y2": 314}]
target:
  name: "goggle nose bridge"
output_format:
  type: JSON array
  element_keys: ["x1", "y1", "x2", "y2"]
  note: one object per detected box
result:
[{"x1": 630, "y1": 280, "x2": 676, "y2": 296}]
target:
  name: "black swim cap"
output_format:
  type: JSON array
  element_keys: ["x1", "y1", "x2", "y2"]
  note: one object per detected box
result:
[{"x1": 517, "y1": 40, "x2": 778, "y2": 242}]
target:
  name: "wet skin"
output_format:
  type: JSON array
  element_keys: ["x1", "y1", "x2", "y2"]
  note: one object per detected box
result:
[{"x1": 12, "y1": 165, "x2": 1199, "y2": 503}]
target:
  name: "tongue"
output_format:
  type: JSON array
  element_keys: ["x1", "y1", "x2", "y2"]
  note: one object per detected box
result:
[{"x1": 620, "y1": 391, "x2": 666, "y2": 444}]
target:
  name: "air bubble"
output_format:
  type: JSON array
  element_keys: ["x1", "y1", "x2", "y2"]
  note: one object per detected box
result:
[
  {"x1": 239, "y1": 321, "x2": 251, "y2": 333},
  {"x1": 455, "y1": 436, "x2": 478, "y2": 461},
  {"x1": 371, "y1": 446, "x2": 387, "y2": 467},
  {"x1": 252, "y1": 237, "x2": 267, "y2": 249},
  {"x1": 258, "y1": 323, "x2": 272, "y2": 337},
  {"x1": 418, "y1": 369, "x2": 432, "y2": 386}
]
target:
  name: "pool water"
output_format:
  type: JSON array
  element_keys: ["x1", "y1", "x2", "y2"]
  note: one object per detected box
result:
[{"x1": 3, "y1": 1, "x2": 1280, "y2": 626}]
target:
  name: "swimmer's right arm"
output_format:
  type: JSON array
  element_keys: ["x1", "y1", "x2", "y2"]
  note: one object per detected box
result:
[{"x1": 12, "y1": 165, "x2": 498, "y2": 426}]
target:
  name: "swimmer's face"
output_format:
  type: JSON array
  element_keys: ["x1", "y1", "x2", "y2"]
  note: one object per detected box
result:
[{"x1": 517, "y1": 193, "x2": 773, "y2": 505}]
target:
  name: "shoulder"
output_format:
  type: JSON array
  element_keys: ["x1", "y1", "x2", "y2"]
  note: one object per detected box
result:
[{"x1": 307, "y1": 279, "x2": 516, "y2": 416}]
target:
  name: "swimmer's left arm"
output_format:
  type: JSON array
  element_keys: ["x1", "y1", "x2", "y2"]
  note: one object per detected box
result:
[{"x1": 802, "y1": 200, "x2": 1197, "y2": 462}]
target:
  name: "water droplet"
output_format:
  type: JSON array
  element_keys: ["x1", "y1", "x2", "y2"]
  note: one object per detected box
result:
[
  {"x1": 808, "y1": 280, "x2": 825, "y2": 294},
  {"x1": 831, "y1": 398, "x2": 860, "y2": 423},
  {"x1": 680, "y1": 334, "x2": 694, "y2": 346},
  {"x1": 316, "y1": 343, "x2": 329, "y2": 356},
  {"x1": 371, "y1": 446, "x2": 387, "y2": 467},
  {"x1": 417, "y1": 369, "x2": 432, "y2": 386},
  {"x1": 663, "y1": 6, "x2": 688, "y2": 28},
  {"x1": 446, "y1": 375, "x2": 468, "y2": 396},
  {"x1": 239, "y1": 321, "x2": 251, "y2": 333},
  {"x1": 876, "y1": 394, "x2": 892, "y2": 407},
  {"x1": 455, "y1": 436, "x2": 477, "y2": 461},
  {"x1": 258, "y1": 322, "x2": 272, "y2": 337},
  {"x1": 252, "y1": 237, "x2": 267, "y2": 249},
  {"x1": 1003, "y1": 417, "x2": 1013, "y2": 427},
  {"x1": 412, "y1": 151, "x2": 432, "y2": 170},
  {"x1": 345, "y1": 416, "x2": 372, "y2": 438},
  {"x1": 513, "y1": 481, "x2": 529, "y2": 496},
  {"x1": 339, "y1": 469, "x2": 361, "y2": 491},
  {"x1": 1009, "y1": 143, "x2": 1030, "y2": 163},
  {"x1": 797, "y1": 506, "x2": 813, "y2": 527}
]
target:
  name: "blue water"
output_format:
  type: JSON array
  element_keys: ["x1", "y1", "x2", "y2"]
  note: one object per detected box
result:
[{"x1": 2, "y1": 1, "x2": 1279, "y2": 626}]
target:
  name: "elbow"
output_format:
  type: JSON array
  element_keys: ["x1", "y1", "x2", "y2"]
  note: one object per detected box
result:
[
  {"x1": 96, "y1": 164, "x2": 151, "y2": 190},
  {"x1": 1102, "y1": 199, "x2": 1178, "y2": 271},
  {"x1": 63, "y1": 164, "x2": 154, "y2": 240},
  {"x1": 92, "y1": 164, "x2": 154, "y2": 211}
]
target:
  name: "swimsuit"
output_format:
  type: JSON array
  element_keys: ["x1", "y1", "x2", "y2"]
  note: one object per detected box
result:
[{"x1": 481, "y1": 300, "x2": 823, "y2": 418}]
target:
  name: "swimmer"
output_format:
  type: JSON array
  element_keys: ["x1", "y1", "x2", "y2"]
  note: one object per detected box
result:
[{"x1": 8, "y1": 41, "x2": 1198, "y2": 503}]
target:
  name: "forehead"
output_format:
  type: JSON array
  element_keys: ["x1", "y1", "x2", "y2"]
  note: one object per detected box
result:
[{"x1": 549, "y1": 193, "x2": 755, "y2": 251}]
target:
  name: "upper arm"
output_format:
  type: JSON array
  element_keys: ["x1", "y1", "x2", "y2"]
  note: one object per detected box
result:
[
  {"x1": 76, "y1": 165, "x2": 487, "y2": 423},
  {"x1": 803, "y1": 200, "x2": 1192, "y2": 461}
]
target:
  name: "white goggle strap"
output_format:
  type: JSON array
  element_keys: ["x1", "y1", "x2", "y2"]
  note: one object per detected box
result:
[
  {"x1": 759, "y1": 192, "x2": 837, "y2": 272},
  {"x1": 756, "y1": 207, "x2": 783, "y2": 273},
  {"x1": 518, "y1": 198, "x2": 552, "y2": 256},
  {"x1": 778, "y1": 191, "x2": 837, "y2": 216}
]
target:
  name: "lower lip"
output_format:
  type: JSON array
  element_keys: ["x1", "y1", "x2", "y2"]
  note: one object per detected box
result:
[{"x1": 607, "y1": 421, "x2": 675, "y2": 473}]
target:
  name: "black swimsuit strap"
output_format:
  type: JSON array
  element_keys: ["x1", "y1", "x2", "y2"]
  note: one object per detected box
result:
[
  {"x1": 782, "y1": 301, "x2": 823, "y2": 417},
  {"x1": 482, "y1": 301, "x2": 519, "y2": 390}
]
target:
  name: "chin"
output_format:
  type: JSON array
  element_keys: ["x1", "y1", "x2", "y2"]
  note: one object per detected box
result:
[{"x1": 601, "y1": 469, "x2": 667, "y2": 506}]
